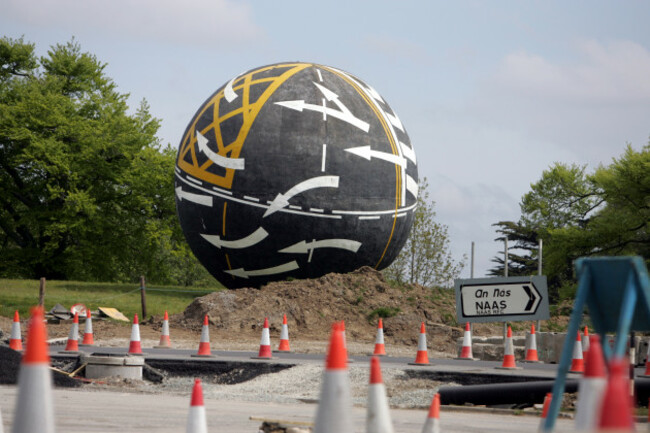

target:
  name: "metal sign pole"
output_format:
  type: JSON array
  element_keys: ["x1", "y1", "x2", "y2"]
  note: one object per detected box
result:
[{"x1": 537, "y1": 239, "x2": 543, "y2": 332}]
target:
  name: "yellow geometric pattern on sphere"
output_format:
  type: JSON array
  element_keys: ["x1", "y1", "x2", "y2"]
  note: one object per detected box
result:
[{"x1": 176, "y1": 63, "x2": 311, "y2": 188}]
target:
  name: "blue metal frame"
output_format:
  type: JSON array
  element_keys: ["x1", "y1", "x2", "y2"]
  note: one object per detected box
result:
[{"x1": 541, "y1": 256, "x2": 650, "y2": 431}]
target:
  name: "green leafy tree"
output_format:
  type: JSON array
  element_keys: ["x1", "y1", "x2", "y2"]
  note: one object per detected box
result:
[
  {"x1": 491, "y1": 143, "x2": 649, "y2": 301},
  {"x1": 0, "y1": 37, "x2": 210, "y2": 284},
  {"x1": 384, "y1": 178, "x2": 465, "y2": 288}
]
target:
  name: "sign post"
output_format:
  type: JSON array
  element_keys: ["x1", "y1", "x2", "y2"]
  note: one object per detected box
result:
[{"x1": 455, "y1": 276, "x2": 550, "y2": 323}]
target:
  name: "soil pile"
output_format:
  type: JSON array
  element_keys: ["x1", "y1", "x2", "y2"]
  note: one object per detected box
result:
[{"x1": 175, "y1": 266, "x2": 464, "y2": 354}]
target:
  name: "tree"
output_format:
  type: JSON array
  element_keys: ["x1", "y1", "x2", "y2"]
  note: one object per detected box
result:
[
  {"x1": 384, "y1": 178, "x2": 465, "y2": 288},
  {"x1": 490, "y1": 143, "x2": 650, "y2": 301},
  {"x1": 0, "y1": 37, "x2": 210, "y2": 284}
]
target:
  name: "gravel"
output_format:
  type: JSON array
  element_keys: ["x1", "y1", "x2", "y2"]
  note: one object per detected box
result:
[{"x1": 100, "y1": 363, "x2": 458, "y2": 410}]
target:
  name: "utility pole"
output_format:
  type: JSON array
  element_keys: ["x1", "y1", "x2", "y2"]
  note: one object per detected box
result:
[{"x1": 140, "y1": 276, "x2": 147, "y2": 320}]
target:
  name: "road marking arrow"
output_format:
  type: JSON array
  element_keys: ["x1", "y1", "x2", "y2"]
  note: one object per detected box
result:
[
  {"x1": 344, "y1": 145, "x2": 407, "y2": 168},
  {"x1": 196, "y1": 131, "x2": 245, "y2": 170},
  {"x1": 201, "y1": 227, "x2": 268, "y2": 249},
  {"x1": 279, "y1": 238, "x2": 361, "y2": 254},
  {"x1": 224, "y1": 75, "x2": 239, "y2": 102},
  {"x1": 264, "y1": 176, "x2": 339, "y2": 218},
  {"x1": 224, "y1": 260, "x2": 299, "y2": 279},
  {"x1": 275, "y1": 82, "x2": 370, "y2": 132},
  {"x1": 175, "y1": 186, "x2": 213, "y2": 207}
]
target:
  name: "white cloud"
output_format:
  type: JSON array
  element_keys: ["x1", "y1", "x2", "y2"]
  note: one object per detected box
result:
[
  {"x1": 5, "y1": 0, "x2": 263, "y2": 46},
  {"x1": 472, "y1": 39, "x2": 650, "y2": 167},
  {"x1": 495, "y1": 40, "x2": 650, "y2": 103}
]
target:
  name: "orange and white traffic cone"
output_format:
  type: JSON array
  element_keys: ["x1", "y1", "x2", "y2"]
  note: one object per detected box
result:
[
  {"x1": 366, "y1": 356, "x2": 394, "y2": 433},
  {"x1": 575, "y1": 334, "x2": 607, "y2": 431},
  {"x1": 523, "y1": 323, "x2": 541, "y2": 363},
  {"x1": 277, "y1": 314, "x2": 291, "y2": 352},
  {"x1": 313, "y1": 323, "x2": 353, "y2": 433},
  {"x1": 253, "y1": 317, "x2": 273, "y2": 359},
  {"x1": 128, "y1": 313, "x2": 143, "y2": 355},
  {"x1": 496, "y1": 326, "x2": 520, "y2": 369},
  {"x1": 12, "y1": 307, "x2": 55, "y2": 433},
  {"x1": 81, "y1": 309, "x2": 94, "y2": 346},
  {"x1": 62, "y1": 312, "x2": 80, "y2": 353},
  {"x1": 341, "y1": 320, "x2": 347, "y2": 349},
  {"x1": 597, "y1": 358, "x2": 635, "y2": 431},
  {"x1": 569, "y1": 331, "x2": 585, "y2": 373},
  {"x1": 410, "y1": 322, "x2": 431, "y2": 366},
  {"x1": 421, "y1": 393, "x2": 441, "y2": 433},
  {"x1": 457, "y1": 322, "x2": 474, "y2": 360},
  {"x1": 155, "y1": 311, "x2": 172, "y2": 349},
  {"x1": 582, "y1": 326, "x2": 590, "y2": 359},
  {"x1": 9, "y1": 310, "x2": 23, "y2": 351},
  {"x1": 373, "y1": 318, "x2": 387, "y2": 356},
  {"x1": 192, "y1": 315, "x2": 214, "y2": 357},
  {"x1": 186, "y1": 378, "x2": 207, "y2": 433},
  {"x1": 538, "y1": 392, "x2": 552, "y2": 431}
]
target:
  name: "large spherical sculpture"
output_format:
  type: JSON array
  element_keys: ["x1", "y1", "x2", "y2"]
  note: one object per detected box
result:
[{"x1": 175, "y1": 62, "x2": 418, "y2": 288}]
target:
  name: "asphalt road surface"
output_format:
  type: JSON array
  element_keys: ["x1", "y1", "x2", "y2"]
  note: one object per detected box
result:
[{"x1": 0, "y1": 385, "x2": 581, "y2": 433}]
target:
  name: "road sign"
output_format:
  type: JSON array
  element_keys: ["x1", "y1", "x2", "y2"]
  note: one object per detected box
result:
[{"x1": 454, "y1": 276, "x2": 550, "y2": 323}]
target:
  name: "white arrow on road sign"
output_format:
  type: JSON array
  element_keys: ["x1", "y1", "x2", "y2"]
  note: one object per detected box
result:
[{"x1": 459, "y1": 281, "x2": 542, "y2": 318}]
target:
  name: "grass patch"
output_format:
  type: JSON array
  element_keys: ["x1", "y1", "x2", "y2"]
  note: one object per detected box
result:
[
  {"x1": 367, "y1": 306, "x2": 401, "y2": 322},
  {"x1": 0, "y1": 278, "x2": 224, "y2": 319}
]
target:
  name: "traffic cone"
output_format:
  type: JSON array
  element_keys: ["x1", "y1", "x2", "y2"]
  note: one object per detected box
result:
[
  {"x1": 313, "y1": 323, "x2": 353, "y2": 433},
  {"x1": 277, "y1": 314, "x2": 291, "y2": 352},
  {"x1": 569, "y1": 331, "x2": 584, "y2": 373},
  {"x1": 456, "y1": 322, "x2": 474, "y2": 360},
  {"x1": 373, "y1": 318, "x2": 387, "y2": 356},
  {"x1": 410, "y1": 322, "x2": 431, "y2": 365},
  {"x1": 9, "y1": 310, "x2": 23, "y2": 351},
  {"x1": 523, "y1": 323, "x2": 541, "y2": 363},
  {"x1": 496, "y1": 326, "x2": 520, "y2": 369},
  {"x1": 575, "y1": 334, "x2": 607, "y2": 431},
  {"x1": 12, "y1": 306, "x2": 55, "y2": 433},
  {"x1": 81, "y1": 309, "x2": 94, "y2": 346},
  {"x1": 186, "y1": 378, "x2": 207, "y2": 433},
  {"x1": 155, "y1": 310, "x2": 172, "y2": 348},
  {"x1": 582, "y1": 326, "x2": 590, "y2": 359},
  {"x1": 62, "y1": 312, "x2": 80, "y2": 353},
  {"x1": 253, "y1": 317, "x2": 273, "y2": 359},
  {"x1": 341, "y1": 320, "x2": 347, "y2": 349},
  {"x1": 127, "y1": 313, "x2": 143, "y2": 355},
  {"x1": 366, "y1": 356, "x2": 394, "y2": 433},
  {"x1": 538, "y1": 392, "x2": 552, "y2": 431},
  {"x1": 597, "y1": 358, "x2": 635, "y2": 431},
  {"x1": 421, "y1": 393, "x2": 441, "y2": 433},
  {"x1": 192, "y1": 315, "x2": 214, "y2": 357}
]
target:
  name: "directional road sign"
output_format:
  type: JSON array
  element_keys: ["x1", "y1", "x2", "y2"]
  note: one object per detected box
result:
[{"x1": 454, "y1": 276, "x2": 550, "y2": 323}]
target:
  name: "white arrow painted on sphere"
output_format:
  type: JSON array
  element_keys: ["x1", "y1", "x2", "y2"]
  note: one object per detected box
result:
[
  {"x1": 275, "y1": 82, "x2": 370, "y2": 132},
  {"x1": 399, "y1": 141, "x2": 417, "y2": 165},
  {"x1": 201, "y1": 227, "x2": 268, "y2": 249},
  {"x1": 279, "y1": 239, "x2": 362, "y2": 254},
  {"x1": 406, "y1": 175, "x2": 419, "y2": 198},
  {"x1": 225, "y1": 260, "x2": 299, "y2": 279},
  {"x1": 345, "y1": 145, "x2": 407, "y2": 168},
  {"x1": 196, "y1": 131, "x2": 245, "y2": 170},
  {"x1": 224, "y1": 76, "x2": 239, "y2": 102},
  {"x1": 175, "y1": 186, "x2": 213, "y2": 207},
  {"x1": 264, "y1": 176, "x2": 339, "y2": 218}
]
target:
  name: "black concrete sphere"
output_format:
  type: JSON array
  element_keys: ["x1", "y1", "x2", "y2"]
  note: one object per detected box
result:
[{"x1": 175, "y1": 62, "x2": 418, "y2": 288}]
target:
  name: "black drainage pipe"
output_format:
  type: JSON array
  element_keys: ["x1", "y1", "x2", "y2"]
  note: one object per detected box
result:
[
  {"x1": 439, "y1": 380, "x2": 577, "y2": 407},
  {"x1": 440, "y1": 378, "x2": 650, "y2": 407}
]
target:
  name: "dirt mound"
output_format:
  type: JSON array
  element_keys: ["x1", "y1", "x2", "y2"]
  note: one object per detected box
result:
[{"x1": 174, "y1": 266, "x2": 463, "y2": 353}]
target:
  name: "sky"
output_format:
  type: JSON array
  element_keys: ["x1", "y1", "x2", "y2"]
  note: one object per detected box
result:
[{"x1": 2, "y1": 1, "x2": 649, "y2": 278}]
